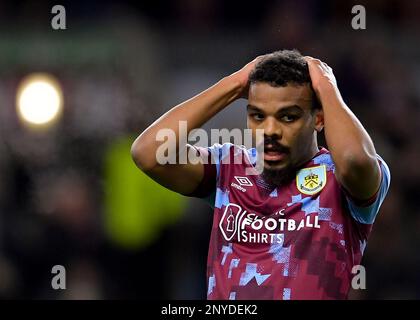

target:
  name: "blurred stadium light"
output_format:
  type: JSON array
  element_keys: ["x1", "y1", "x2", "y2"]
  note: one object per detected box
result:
[{"x1": 16, "y1": 73, "x2": 63, "y2": 128}]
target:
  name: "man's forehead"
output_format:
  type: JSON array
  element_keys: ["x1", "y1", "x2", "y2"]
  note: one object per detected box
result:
[{"x1": 248, "y1": 82, "x2": 313, "y2": 110}]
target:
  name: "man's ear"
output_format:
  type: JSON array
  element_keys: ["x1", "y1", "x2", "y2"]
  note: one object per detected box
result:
[{"x1": 314, "y1": 109, "x2": 324, "y2": 132}]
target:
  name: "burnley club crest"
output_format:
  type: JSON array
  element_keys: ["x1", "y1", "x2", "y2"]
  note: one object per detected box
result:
[{"x1": 296, "y1": 165, "x2": 327, "y2": 195}]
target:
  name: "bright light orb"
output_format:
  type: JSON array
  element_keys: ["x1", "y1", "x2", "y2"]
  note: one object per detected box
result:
[{"x1": 17, "y1": 74, "x2": 63, "y2": 126}]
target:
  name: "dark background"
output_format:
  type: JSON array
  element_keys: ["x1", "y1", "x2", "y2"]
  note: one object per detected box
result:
[{"x1": 0, "y1": 0, "x2": 419, "y2": 299}]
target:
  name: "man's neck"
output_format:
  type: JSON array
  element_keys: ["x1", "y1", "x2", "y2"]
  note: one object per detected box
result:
[{"x1": 299, "y1": 142, "x2": 320, "y2": 167}]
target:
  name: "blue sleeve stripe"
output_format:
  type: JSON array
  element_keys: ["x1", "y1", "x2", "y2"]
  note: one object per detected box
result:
[
  {"x1": 346, "y1": 156, "x2": 391, "y2": 224},
  {"x1": 203, "y1": 143, "x2": 234, "y2": 208},
  {"x1": 208, "y1": 143, "x2": 233, "y2": 182}
]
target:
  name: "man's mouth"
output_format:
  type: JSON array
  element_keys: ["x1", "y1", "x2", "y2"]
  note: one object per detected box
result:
[
  {"x1": 264, "y1": 150, "x2": 286, "y2": 162},
  {"x1": 263, "y1": 144, "x2": 288, "y2": 162}
]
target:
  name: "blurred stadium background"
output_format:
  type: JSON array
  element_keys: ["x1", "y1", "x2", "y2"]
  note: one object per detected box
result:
[{"x1": 0, "y1": 0, "x2": 419, "y2": 299}]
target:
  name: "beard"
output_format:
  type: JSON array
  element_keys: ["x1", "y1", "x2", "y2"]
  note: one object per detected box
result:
[
  {"x1": 261, "y1": 163, "x2": 297, "y2": 187},
  {"x1": 258, "y1": 135, "x2": 296, "y2": 187}
]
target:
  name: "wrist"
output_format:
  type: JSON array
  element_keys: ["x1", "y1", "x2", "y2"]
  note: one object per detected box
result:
[
  {"x1": 314, "y1": 81, "x2": 340, "y2": 101},
  {"x1": 222, "y1": 74, "x2": 246, "y2": 99}
]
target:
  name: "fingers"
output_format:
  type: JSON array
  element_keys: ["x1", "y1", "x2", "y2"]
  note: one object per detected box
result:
[
  {"x1": 304, "y1": 56, "x2": 333, "y2": 73},
  {"x1": 251, "y1": 55, "x2": 265, "y2": 66},
  {"x1": 304, "y1": 56, "x2": 320, "y2": 64},
  {"x1": 245, "y1": 55, "x2": 264, "y2": 68},
  {"x1": 305, "y1": 56, "x2": 322, "y2": 65},
  {"x1": 305, "y1": 56, "x2": 333, "y2": 72}
]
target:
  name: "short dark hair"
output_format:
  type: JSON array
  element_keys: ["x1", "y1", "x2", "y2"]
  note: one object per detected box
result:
[{"x1": 248, "y1": 49, "x2": 321, "y2": 110}]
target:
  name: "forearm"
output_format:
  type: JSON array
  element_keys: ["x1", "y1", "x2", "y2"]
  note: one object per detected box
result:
[
  {"x1": 320, "y1": 84, "x2": 378, "y2": 176},
  {"x1": 131, "y1": 75, "x2": 243, "y2": 170}
]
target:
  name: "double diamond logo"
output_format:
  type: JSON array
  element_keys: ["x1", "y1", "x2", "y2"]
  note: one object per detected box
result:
[{"x1": 234, "y1": 176, "x2": 253, "y2": 187}]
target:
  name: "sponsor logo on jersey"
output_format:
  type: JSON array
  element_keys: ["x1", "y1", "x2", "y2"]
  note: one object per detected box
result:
[
  {"x1": 231, "y1": 176, "x2": 253, "y2": 193},
  {"x1": 219, "y1": 203, "x2": 320, "y2": 244},
  {"x1": 219, "y1": 203, "x2": 242, "y2": 241},
  {"x1": 234, "y1": 176, "x2": 253, "y2": 187},
  {"x1": 296, "y1": 165, "x2": 327, "y2": 195}
]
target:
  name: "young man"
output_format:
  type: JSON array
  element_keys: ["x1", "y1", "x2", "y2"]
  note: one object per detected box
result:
[{"x1": 131, "y1": 50, "x2": 390, "y2": 300}]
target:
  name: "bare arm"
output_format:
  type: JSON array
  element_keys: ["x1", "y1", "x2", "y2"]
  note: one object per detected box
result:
[
  {"x1": 131, "y1": 57, "x2": 261, "y2": 195},
  {"x1": 306, "y1": 57, "x2": 381, "y2": 201}
]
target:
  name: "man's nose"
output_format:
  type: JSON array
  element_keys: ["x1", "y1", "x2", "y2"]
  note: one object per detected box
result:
[{"x1": 262, "y1": 117, "x2": 282, "y2": 138}]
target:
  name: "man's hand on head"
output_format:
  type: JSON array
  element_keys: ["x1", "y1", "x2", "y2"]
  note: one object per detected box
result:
[
  {"x1": 305, "y1": 56, "x2": 338, "y2": 96},
  {"x1": 230, "y1": 55, "x2": 264, "y2": 99}
]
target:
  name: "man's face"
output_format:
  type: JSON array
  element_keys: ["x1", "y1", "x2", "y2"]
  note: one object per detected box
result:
[{"x1": 247, "y1": 82, "x2": 323, "y2": 184}]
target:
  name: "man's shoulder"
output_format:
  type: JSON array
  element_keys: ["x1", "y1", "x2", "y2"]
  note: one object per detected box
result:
[
  {"x1": 306, "y1": 147, "x2": 335, "y2": 171},
  {"x1": 310, "y1": 147, "x2": 390, "y2": 178},
  {"x1": 207, "y1": 143, "x2": 256, "y2": 164}
]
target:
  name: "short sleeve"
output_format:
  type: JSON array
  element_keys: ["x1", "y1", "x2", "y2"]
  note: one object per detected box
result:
[
  {"x1": 345, "y1": 155, "x2": 391, "y2": 224},
  {"x1": 183, "y1": 143, "x2": 233, "y2": 207}
]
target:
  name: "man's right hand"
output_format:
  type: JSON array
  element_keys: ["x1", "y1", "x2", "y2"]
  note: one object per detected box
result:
[{"x1": 230, "y1": 55, "x2": 264, "y2": 99}]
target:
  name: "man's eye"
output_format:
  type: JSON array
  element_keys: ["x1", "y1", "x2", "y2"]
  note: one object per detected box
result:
[
  {"x1": 281, "y1": 115, "x2": 298, "y2": 122},
  {"x1": 250, "y1": 113, "x2": 264, "y2": 121}
]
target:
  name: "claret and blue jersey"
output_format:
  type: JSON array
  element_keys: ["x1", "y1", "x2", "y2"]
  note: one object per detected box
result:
[{"x1": 188, "y1": 143, "x2": 390, "y2": 300}]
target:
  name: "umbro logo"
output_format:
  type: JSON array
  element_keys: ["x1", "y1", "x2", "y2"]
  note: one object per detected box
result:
[
  {"x1": 231, "y1": 176, "x2": 253, "y2": 193},
  {"x1": 234, "y1": 176, "x2": 253, "y2": 187}
]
